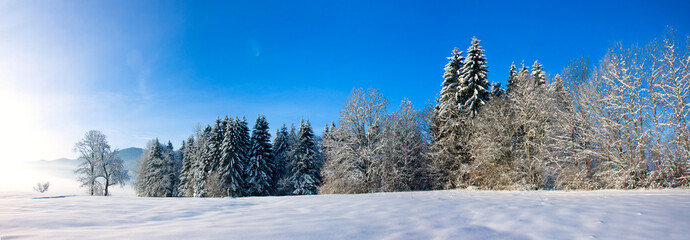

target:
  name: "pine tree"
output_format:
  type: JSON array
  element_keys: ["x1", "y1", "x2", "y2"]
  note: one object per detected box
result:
[
  {"x1": 287, "y1": 124, "x2": 298, "y2": 173},
  {"x1": 220, "y1": 119, "x2": 244, "y2": 197},
  {"x1": 491, "y1": 82, "x2": 504, "y2": 98},
  {"x1": 458, "y1": 37, "x2": 491, "y2": 118},
  {"x1": 290, "y1": 120, "x2": 320, "y2": 195},
  {"x1": 135, "y1": 138, "x2": 174, "y2": 197},
  {"x1": 272, "y1": 124, "x2": 290, "y2": 194},
  {"x1": 245, "y1": 115, "x2": 274, "y2": 196},
  {"x1": 193, "y1": 126, "x2": 213, "y2": 197},
  {"x1": 210, "y1": 119, "x2": 224, "y2": 172},
  {"x1": 519, "y1": 60, "x2": 529, "y2": 76},
  {"x1": 235, "y1": 117, "x2": 251, "y2": 193},
  {"x1": 532, "y1": 60, "x2": 546, "y2": 86},
  {"x1": 437, "y1": 47, "x2": 464, "y2": 119},
  {"x1": 507, "y1": 62, "x2": 518, "y2": 93},
  {"x1": 178, "y1": 137, "x2": 195, "y2": 197}
]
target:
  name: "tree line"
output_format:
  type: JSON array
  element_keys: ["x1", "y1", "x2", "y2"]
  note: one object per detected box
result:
[
  {"x1": 134, "y1": 115, "x2": 322, "y2": 197},
  {"x1": 321, "y1": 28, "x2": 690, "y2": 192},
  {"x1": 75, "y1": 27, "x2": 689, "y2": 196}
]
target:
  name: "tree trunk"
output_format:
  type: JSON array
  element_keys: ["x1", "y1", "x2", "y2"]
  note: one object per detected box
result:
[{"x1": 104, "y1": 178, "x2": 110, "y2": 196}]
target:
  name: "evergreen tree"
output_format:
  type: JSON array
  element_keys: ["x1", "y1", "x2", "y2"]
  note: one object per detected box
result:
[
  {"x1": 272, "y1": 124, "x2": 290, "y2": 194},
  {"x1": 491, "y1": 82, "x2": 505, "y2": 98},
  {"x1": 290, "y1": 120, "x2": 320, "y2": 195},
  {"x1": 178, "y1": 136, "x2": 195, "y2": 197},
  {"x1": 287, "y1": 124, "x2": 299, "y2": 173},
  {"x1": 220, "y1": 119, "x2": 244, "y2": 197},
  {"x1": 235, "y1": 117, "x2": 251, "y2": 193},
  {"x1": 458, "y1": 37, "x2": 491, "y2": 118},
  {"x1": 532, "y1": 60, "x2": 547, "y2": 86},
  {"x1": 519, "y1": 60, "x2": 529, "y2": 76},
  {"x1": 135, "y1": 138, "x2": 174, "y2": 197},
  {"x1": 507, "y1": 62, "x2": 518, "y2": 93},
  {"x1": 437, "y1": 47, "x2": 464, "y2": 119},
  {"x1": 245, "y1": 115, "x2": 274, "y2": 196},
  {"x1": 210, "y1": 119, "x2": 224, "y2": 172},
  {"x1": 193, "y1": 126, "x2": 213, "y2": 197}
]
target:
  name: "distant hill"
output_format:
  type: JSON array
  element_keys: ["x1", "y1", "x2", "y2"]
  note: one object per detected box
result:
[
  {"x1": 27, "y1": 147, "x2": 144, "y2": 181},
  {"x1": 117, "y1": 147, "x2": 144, "y2": 172}
]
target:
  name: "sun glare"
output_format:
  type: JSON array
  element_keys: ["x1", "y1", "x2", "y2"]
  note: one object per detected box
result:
[{"x1": 0, "y1": 88, "x2": 60, "y2": 191}]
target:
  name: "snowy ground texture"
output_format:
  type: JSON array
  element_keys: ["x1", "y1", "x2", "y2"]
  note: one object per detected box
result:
[{"x1": 1, "y1": 190, "x2": 689, "y2": 240}]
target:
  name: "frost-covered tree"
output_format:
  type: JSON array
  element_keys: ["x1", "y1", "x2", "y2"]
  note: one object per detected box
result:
[
  {"x1": 220, "y1": 119, "x2": 245, "y2": 197},
  {"x1": 33, "y1": 182, "x2": 50, "y2": 193},
  {"x1": 74, "y1": 130, "x2": 109, "y2": 195},
  {"x1": 379, "y1": 99, "x2": 430, "y2": 191},
  {"x1": 594, "y1": 44, "x2": 650, "y2": 188},
  {"x1": 272, "y1": 124, "x2": 291, "y2": 195},
  {"x1": 101, "y1": 148, "x2": 130, "y2": 196},
  {"x1": 135, "y1": 138, "x2": 175, "y2": 197},
  {"x1": 177, "y1": 136, "x2": 196, "y2": 197},
  {"x1": 193, "y1": 126, "x2": 213, "y2": 197},
  {"x1": 458, "y1": 37, "x2": 491, "y2": 118},
  {"x1": 436, "y1": 47, "x2": 464, "y2": 120},
  {"x1": 531, "y1": 60, "x2": 547, "y2": 86},
  {"x1": 321, "y1": 88, "x2": 388, "y2": 194},
  {"x1": 290, "y1": 120, "x2": 320, "y2": 195},
  {"x1": 74, "y1": 130, "x2": 128, "y2": 196},
  {"x1": 508, "y1": 73, "x2": 552, "y2": 189},
  {"x1": 468, "y1": 95, "x2": 518, "y2": 189},
  {"x1": 491, "y1": 82, "x2": 504, "y2": 98},
  {"x1": 653, "y1": 28, "x2": 690, "y2": 186},
  {"x1": 507, "y1": 62, "x2": 518, "y2": 93},
  {"x1": 245, "y1": 115, "x2": 274, "y2": 196}
]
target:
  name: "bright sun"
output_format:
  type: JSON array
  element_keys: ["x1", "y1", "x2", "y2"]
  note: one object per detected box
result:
[{"x1": 0, "y1": 88, "x2": 58, "y2": 190}]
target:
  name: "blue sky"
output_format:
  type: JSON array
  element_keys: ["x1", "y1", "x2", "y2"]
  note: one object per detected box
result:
[{"x1": 0, "y1": 0, "x2": 688, "y2": 162}]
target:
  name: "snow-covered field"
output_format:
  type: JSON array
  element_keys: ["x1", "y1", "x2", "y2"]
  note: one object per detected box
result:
[{"x1": 1, "y1": 190, "x2": 689, "y2": 240}]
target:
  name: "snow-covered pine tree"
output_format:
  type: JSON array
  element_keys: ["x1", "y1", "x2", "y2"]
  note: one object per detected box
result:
[
  {"x1": 172, "y1": 140, "x2": 186, "y2": 197},
  {"x1": 290, "y1": 120, "x2": 320, "y2": 195},
  {"x1": 163, "y1": 141, "x2": 180, "y2": 196},
  {"x1": 507, "y1": 62, "x2": 518, "y2": 93},
  {"x1": 519, "y1": 60, "x2": 529, "y2": 76},
  {"x1": 458, "y1": 37, "x2": 491, "y2": 118},
  {"x1": 531, "y1": 60, "x2": 547, "y2": 86},
  {"x1": 245, "y1": 115, "x2": 274, "y2": 196},
  {"x1": 135, "y1": 138, "x2": 174, "y2": 197},
  {"x1": 491, "y1": 82, "x2": 504, "y2": 98},
  {"x1": 210, "y1": 118, "x2": 224, "y2": 173},
  {"x1": 178, "y1": 136, "x2": 195, "y2": 197},
  {"x1": 272, "y1": 124, "x2": 290, "y2": 195},
  {"x1": 287, "y1": 124, "x2": 298, "y2": 173},
  {"x1": 220, "y1": 118, "x2": 244, "y2": 197},
  {"x1": 430, "y1": 47, "x2": 474, "y2": 190},
  {"x1": 193, "y1": 126, "x2": 213, "y2": 197},
  {"x1": 437, "y1": 47, "x2": 464, "y2": 120},
  {"x1": 235, "y1": 117, "x2": 252, "y2": 194}
]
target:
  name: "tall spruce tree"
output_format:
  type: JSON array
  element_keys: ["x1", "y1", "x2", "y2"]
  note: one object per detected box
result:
[
  {"x1": 458, "y1": 37, "x2": 490, "y2": 118},
  {"x1": 220, "y1": 119, "x2": 244, "y2": 197},
  {"x1": 532, "y1": 60, "x2": 546, "y2": 86},
  {"x1": 437, "y1": 47, "x2": 464, "y2": 119},
  {"x1": 235, "y1": 117, "x2": 251, "y2": 193},
  {"x1": 135, "y1": 138, "x2": 174, "y2": 197},
  {"x1": 290, "y1": 120, "x2": 320, "y2": 195},
  {"x1": 193, "y1": 126, "x2": 213, "y2": 197},
  {"x1": 519, "y1": 60, "x2": 529, "y2": 76},
  {"x1": 507, "y1": 62, "x2": 518, "y2": 93},
  {"x1": 491, "y1": 82, "x2": 504, "y2": 98},
  {"x1": 272, "y1": 124, "x2": 290, "y2": 194},
  {"x1": 245, "y1": 115, "x2": 274, "y2": 196},
  {"x1": 178, "y1": 136, "x2": 195, "y2": 197}
]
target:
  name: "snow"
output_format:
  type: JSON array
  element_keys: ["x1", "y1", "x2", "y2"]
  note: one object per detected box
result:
[{"x1": 1, "y1": 190, "x2": 689, "y2": 239}]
